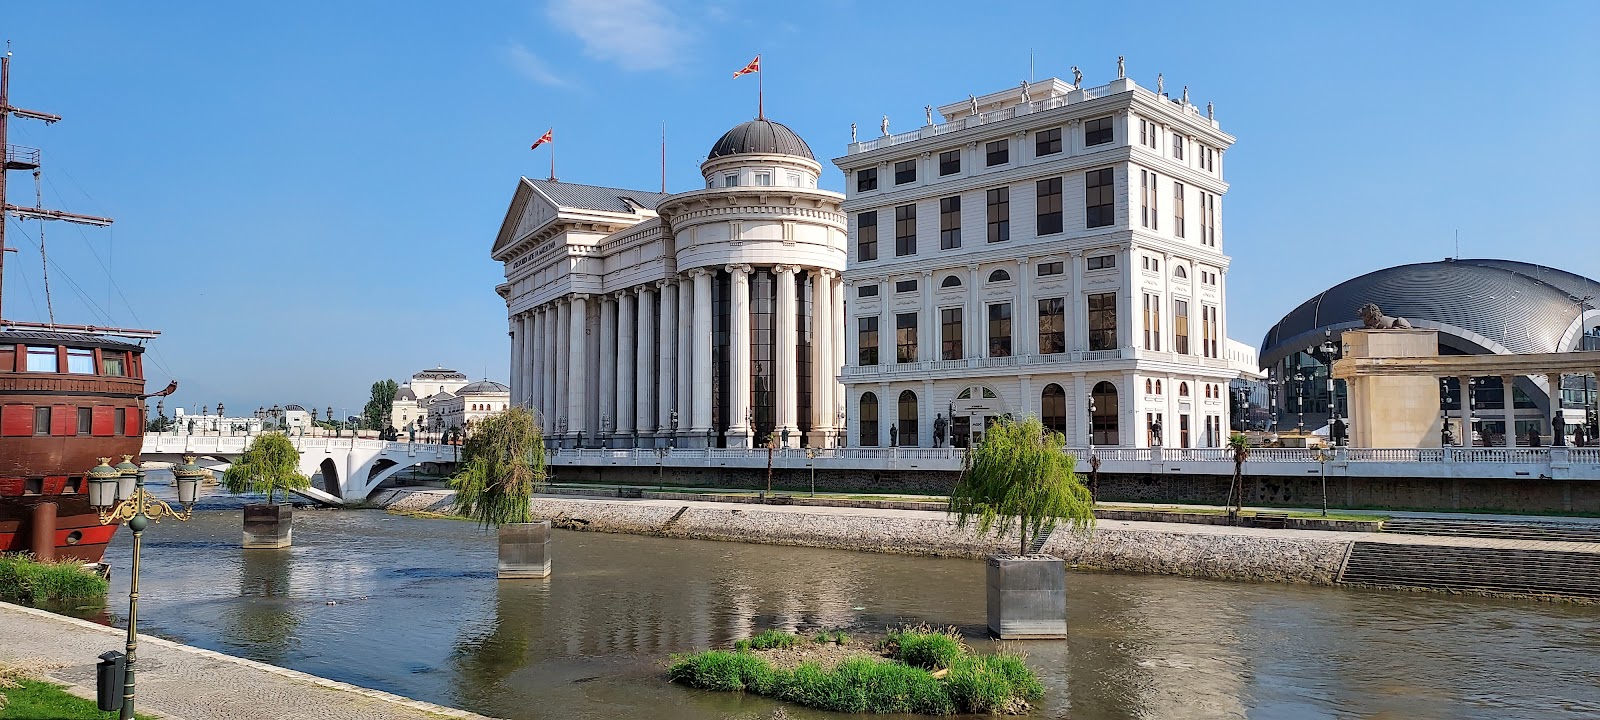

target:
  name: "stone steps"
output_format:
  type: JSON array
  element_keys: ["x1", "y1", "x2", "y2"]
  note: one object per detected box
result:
[
  {"x1": 1382, "y1": 518, "x2": 1600, "y2": 543},
  {"x1": 1339, "y1": 542, "x2": 1600, "y2": 599}
]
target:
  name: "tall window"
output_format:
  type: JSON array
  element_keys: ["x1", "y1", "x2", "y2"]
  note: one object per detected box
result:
[
  {"x1": 1038, "y1": 298, "x2": 1066, "y2": 354},
  {"x1": 939, "y1": 149, "x2": 961, "y2": 176},
  {"x1": 1086, "y1": 168, "x2": 1114, "y2": 228},
  {"x1": 894, "y1": 159, "x2": 917, "y2": 185},
  {"x1": 76, "y1": 407, "x2": 92, "y2": 435},
  {"x1": 1201, "y1": 193, "x2": 1217, "y2": 247},
  {"x1": 1203, "y1": 305, "x2": 1220, "y2": 358},
  {"x1": 860, "y1": 392, "x2": 879, "y2": 447},
  {"x1": 1092, "y1": 381, "x2": 1119, "y2": 445},
  {"x1": 894, "y1": 204, "x2": 916, "y2": 256},
  {"x1": 1173, "y1": 182, "x2": 1186, "y2": 239},
  {"x1": 986, "y1": 187, "x2": 1010, "y2": 242},
  {"x1": 988, "y1": 303, "x2": 1012, "y2": 357},
  {"x1": 1143, "y1": 293, "x2": 1162, "y2": 351},
  {"x1": 1036, "y1": 178, "x2": 1062, "y2": 235},
  {"x1": 896, "y1": 313, "x2": 918, "y2": 363},
  {"x1": 1138, "y1": 118, "x2": 1158, "y2": 149},
  {"x1": 1041, "y1": 384, "x2": 1067, "y2": 435},
  {"x1": 1085, "y1": 116, "x2": 1113, "y2": 146},
  {"x1": 898, "y1": 390, "x2": 919, "y2": 447},
  {"x1": 1201, "y1": 146, "x2": 1215, "y2": 172},
  {"x1": 1139, "y1": 169, "x2": 1158, "y2": 230},
  {"x1": 26, "y1": 346, "x2": 56, "y2": 372},
  {"x1": 1036, "y1": 127, "x2": 1062, "y2": 156},
  {"x1": 857, "y1": 211, "x2": 878, "y2": 261},
  {"x1": 857, "y1": 167, "x2": 878, "y2": 192},
  {"x1": 941, "y1": 308, "x2": 963, "y2": 360},
  {"x1": 1174, "y1": 299, "x2": 1190, "y2": 355},
  {"x1": 858, "y1": 317, "x2": 879, "y2": 366},
  {"x1": 1088, "y1": 292, "x2": 1117, "y2": 351},
  {"x1": 985, "y1": 140, "x2": 1008, "y2": 166},
  {"x1": 1172, "y1": 134, "x2": 1185, "y2": 160},
  {"x1": 33, "y1": 406, "x2": 50, "y2": 435},
  {"x1": 940, "y1": 196, "x2": 961, "y2": 250}
]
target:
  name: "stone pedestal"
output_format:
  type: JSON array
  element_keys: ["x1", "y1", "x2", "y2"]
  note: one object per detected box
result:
[
  {"x1": 242, "y1": 504, "x2": 292, "y2": 549},
  {"x1": 498, "y1": 521, "x2": 552, "y2": 579},
  {"x1": 1342, "y1": 329, "x2": 1444, "y2": 448},
  {"x1": 985, "y1": 554, "x2": 1068, "y2": 639}
]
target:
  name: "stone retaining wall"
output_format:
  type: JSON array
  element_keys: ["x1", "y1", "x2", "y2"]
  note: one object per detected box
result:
[{"x1": 381, "y1": 490, "x2": 1349, "y2": 586}]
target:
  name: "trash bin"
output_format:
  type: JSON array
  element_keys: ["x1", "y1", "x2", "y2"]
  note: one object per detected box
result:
[{"x1": 96, "y1": 650, "x2": 125, "y2": 712}]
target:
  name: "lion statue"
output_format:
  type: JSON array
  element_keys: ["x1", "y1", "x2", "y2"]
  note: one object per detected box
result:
[{"x1": 1358, "y1": 303, "x2": 1412, "y2": 329}]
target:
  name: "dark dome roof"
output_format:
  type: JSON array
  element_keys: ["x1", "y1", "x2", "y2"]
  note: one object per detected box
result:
[
  {"x1": 414, "y1": 367, "x2": 467, "y2": 380},
  {"x1": 1260, "y1": 258, "x2": 1600, "y2": 367},
  {"x1": 707, "y1": 119, "x2": 814, "y2": 161}
]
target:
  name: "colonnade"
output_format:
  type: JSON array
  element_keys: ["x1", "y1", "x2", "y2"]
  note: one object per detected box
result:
[
  {"x1": 1445, "y1": 372, "x2": 1597, "y2": 448},
  {"x1": 507, "y1": 265, "x2": 846, "y2": 448}
]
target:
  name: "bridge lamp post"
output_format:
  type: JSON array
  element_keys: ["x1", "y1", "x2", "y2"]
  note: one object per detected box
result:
[
  {"x1": 806, "y1": 448, "x2": 816, "y2": 497},
  {"x1": 1312, "y1": 447, "x2": 1331, "y2": 518},
  {"x1": 216, "y1": 403, "x2": 225, "y2": 436},
  {"x1": 87, "y1": 456, "x2": 204, "y2": 720}
]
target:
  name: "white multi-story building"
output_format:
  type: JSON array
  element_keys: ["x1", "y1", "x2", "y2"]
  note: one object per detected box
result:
[
  {"x1": 432, "y1": 379, "x2": 512, "y2": 430},
  {"x1": 494, "y1": 118, "x2": 848, "y2": 448},
  {"x1": 391, "y1": 367, "x2": 470, "y2": 431},
  {"x1": 834, "y1": 72, "x2": 1236, "y2": 449}
]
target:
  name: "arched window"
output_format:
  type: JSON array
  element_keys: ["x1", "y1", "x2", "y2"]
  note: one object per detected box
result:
[
  {"x1": 1179, "y1": 382, "x2": 1190, "y2": 397},
  {"x1": 940, "y1": 275, "x2": 962, "y2": 289},
  {"x1": 1145, "y1": 379, "x2": 1154, "y2": 394},
  {"x1": 860, "y1": 393, "x2": 879, "y2": 447},
  {"x1": 898, "y1": 390, "x2": 919, "y2": 447},
  {"x1": 1041, "y1": 384, "x2": 1067, "y2": 435},
  {"x1": 1092, "y1": 381, "x2": 1119, "y2": 445},
  {"x1": 1174, "y1": 265, "x2": 1188, "y2": 279},
  {"x1": 1155, "y1": 380, "x2": 1163, "y2": 395},
  {"x1": 988, "y1": 269, "x2": 1011, "y2": 283}
]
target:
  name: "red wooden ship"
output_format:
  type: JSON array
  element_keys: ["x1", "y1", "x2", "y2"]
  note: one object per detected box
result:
[{"x1": 0, "y1": 49, "x2": 172, "y2": 563}]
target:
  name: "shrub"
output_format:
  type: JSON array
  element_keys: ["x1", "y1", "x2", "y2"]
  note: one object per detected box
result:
[
  {"x1": 885, "y1": 627, "x2": 964, "y2": 670},
  {"x1": 945, "y1": 654, "x2": 1044, "y2": 714},
  {"x1": 0, "y1": 554, "x2": 108, "y2": 606}
]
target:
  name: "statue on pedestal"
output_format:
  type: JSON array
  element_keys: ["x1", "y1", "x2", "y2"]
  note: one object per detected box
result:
[
  {"x1": 880, "y1": 115, "x2": 890, "y2": 136},
  {"x1": 1157, "y1": 72, "x2": 1164, "y2": 96},
  {"x1": 890, "y1": 424, "x2": 899, "y2": 447},
  {"x1": 968, "y1": 94, "x2": 978, "y2": 117},
  {"x1": 1117, "y1": 56, "x2": 1125, "y2": 79},
  {"x1": 1181, "y1": 85, "x2": 1189, "y2": 104},
  {"x1": 850, "y1": 123, "x2": 857, "y2": 142},
  {"x1": 933, "y1": 413, "x2": 947, "y2": 448},
  {"x1": 1071, "y1": 66, "x2": 1083, "y2": 86},
  {"x1": 925, "y1": 105, "x2": 933, "y2": 126},
  {"x1": 1019, "y1": 80, "x2": 1031, "y2": 103},
  {"x1": 1358, "y1": 303, "x2": 1413, "y2": 329},
  {"x1": 1150, "y1": 418, "x2": 1163, "y2": 446},
  {"x1": 1554, "y1": 411, "x2": 1567, "y2": 446}
]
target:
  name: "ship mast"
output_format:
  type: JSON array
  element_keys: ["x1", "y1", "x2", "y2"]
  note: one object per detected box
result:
[{"x1": 1, "y1": 48, "x2": 155, "y2": 338}]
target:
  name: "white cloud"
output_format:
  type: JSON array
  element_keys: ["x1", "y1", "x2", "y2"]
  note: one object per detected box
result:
[
  {"x1": 504, "y1": 43, "x2": 566, "y2": 86},
  {"x1": 545, "y1": 0, "x2": 687, "y2": 72}
]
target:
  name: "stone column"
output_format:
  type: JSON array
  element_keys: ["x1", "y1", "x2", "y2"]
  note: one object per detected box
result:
[
  {"x1": 568, "y1": 295, "x2": 589, "y2": 444},
  {"x1": 1121, "y1": 244, "x2": 1136, "y2": 351},
  {"x1": 832, "y1": 272, "x2": 846, "y2": 438},
  {"x1": 1123, "y1": 369, "x2": 1139, "y2": 448},
  {"x1": 1072, "y1": 373, "x2": 1089, "y2": 447},
  {"x1": 1503, "y1": 375, "x2": 1518, "y2": 448},
  {"x1": 879, "y1": 381, "x2": 892, "y2": 448},
  {"x1": 968, "y1": 264, "x2": 983, "y2": 358},
  {"x1": 1546, "y1": 372, "x2": 1563, "y2": 444},
  {"x1": 555, "y1": 299, "x2": 571, "y2": 437},
  {"x1": 598, "y1": 296, "x2": 617, "y2": 444},
  {"x1": 1017, "y1": 258, "x2": 1034, "y2": 356},
  {"x1": 921, "y1": 269, "x2": 935, "y2": 361},
  {"x1": 774, "y1": 264, "x2": 800, "y2": 447},
  {"x1": 880, "y1": 276, "x2": 894, "y2": 365},
  {"x1": 636, "y1": 284, "x2": 657, "y2": 443},
  {"x1": 615, "y1": 290, "x2": 636, "y2": 441},
  {"x1": 542, "y1": 306, "x2": 557, "y2": 428},
  {"x1": 727, "y1": 265, "x2": 753, "y2": 448},
  {"x1": 810, "y1": 269, "x2": 834, "y2": 447},
  {"x1": 690, "y1": 269, "x2": 714, "y2": 445},
  {"x1": 521, "y1": 314, "x2": 537, "y2": 408},
  {"x1": 509, "y1": 319, "x2": 522, "y2": 412},
  {"x1": 1070, "y1": 250, "x2": 1086, "y2": 352},
  {"x1": 658, "y1": 280, "x2": 678, "y2": 443},
  {"x1": 677, "y1": 274, "x2": 693, "y2": 441},
  {"x1": 1457, "y1": 374, "x2": 1473, "y2": 447},
  {"x1": 529, "y1": 311, "x2": 544, "y2": 412}
]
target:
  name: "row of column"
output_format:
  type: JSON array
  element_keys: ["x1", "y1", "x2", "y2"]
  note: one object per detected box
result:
[
  {"x1": 508, "y1": 266, "x2": 845, "y2": 448},
  {"x1": 1448, "y1": 373, "x2": 1592, "y2": 448}
]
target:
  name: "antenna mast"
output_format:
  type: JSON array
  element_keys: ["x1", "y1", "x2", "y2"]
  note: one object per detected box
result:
[{"x1": 0, "y1": 47, "x2": 115, "y2": 324}]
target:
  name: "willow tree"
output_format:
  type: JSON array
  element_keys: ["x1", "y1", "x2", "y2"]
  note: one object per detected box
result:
[
  {"x1": 222, "y1": 432, "x2": 311, "y2": 504},
  {"x1": 948, "y1": 416, "x2": 1095, "y2": 555},
  {"x1": 452, "y1": 407, "x2": 547, "y2": 527}
]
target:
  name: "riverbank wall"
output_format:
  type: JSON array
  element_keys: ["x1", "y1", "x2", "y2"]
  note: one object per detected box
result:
[{"x1": 382, "y1": 489, "x2": 1350, "y2": 585}]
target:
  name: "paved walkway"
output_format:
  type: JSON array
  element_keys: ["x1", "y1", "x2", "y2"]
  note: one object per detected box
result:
[{"x1": 0, "y1": 602, "x2": 493, "y2": 720}]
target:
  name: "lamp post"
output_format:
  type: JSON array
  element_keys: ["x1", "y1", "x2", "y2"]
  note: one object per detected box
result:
[
  {"x1": 836, "y1": 407, "x2": 847, "y2": 449},
  {"x1": 87, "y1": 456, "x2": 204, "y2": 720},
  {"x1": 669, "y1": 408, "x2": 678, "y2": 450},
  {"x1": 1313, "y1": 447, "x2": 1330, "y2": 518},
  {"x1": 806, "y1": 448, "x2": 817, "y2": 497}
]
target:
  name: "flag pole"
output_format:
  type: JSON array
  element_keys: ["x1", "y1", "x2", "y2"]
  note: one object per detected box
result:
[
  {"x1": 660, "y1": 122, "x2": 666, "y2": 194},
  {"x1": 758, "y1": 57, "x2": 764, "y2": 120},
  {"x1": 549, "y1": 143, "x2": 556, "y2": 182}
]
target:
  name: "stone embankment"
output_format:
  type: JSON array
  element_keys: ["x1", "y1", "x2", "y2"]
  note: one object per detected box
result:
[{"x1": 382, "y1": 489, "x2": 1351, "y2": 585}]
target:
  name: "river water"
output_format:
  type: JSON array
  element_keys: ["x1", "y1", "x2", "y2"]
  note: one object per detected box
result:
[{"x1": 83, "y1": 481, "x2": 1600, "y2": 720}]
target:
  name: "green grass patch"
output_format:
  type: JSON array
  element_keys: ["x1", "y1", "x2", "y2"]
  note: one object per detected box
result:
[
  {"x1": 812, "y1": 629, "x2": 849, "y2": 645},
  {"x1": 1, "y1": 673, "x2": 156, "y2": 720},
  {"x1": 733, "y1": 629, "x2": 799, "y2": 652},
  {"x1": 0, "y1": 554, "x2": 108, "y2": 607},
  {"x1": 670, "y1": 628, "x2": 1041, "y2": 715}
]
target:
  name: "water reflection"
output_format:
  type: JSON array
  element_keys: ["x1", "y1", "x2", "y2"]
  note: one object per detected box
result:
[{"x1": 95, "y1": 499, "x2": 1600, "y2": 720}]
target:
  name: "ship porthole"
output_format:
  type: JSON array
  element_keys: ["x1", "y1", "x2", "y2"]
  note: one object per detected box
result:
[{"x1": 65, "y1": 531, "x2": 83, "y2": 545}]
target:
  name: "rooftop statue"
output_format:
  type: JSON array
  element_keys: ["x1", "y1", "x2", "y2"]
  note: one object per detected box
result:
[
  {"x1": 1117, "y1": 56, "x2": 1125, "y2": 79},
  {"x1": 1071, "y1": 66, "x2": 1083, "y2": 86},
  {"x1": 1358, "y1": 303, "x2": 1413, "y2": 329}
]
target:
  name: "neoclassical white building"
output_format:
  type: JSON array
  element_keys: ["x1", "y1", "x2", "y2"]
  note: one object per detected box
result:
[
  {"x1": 494, "y1": 119, "x2": 848, "y2": 448},
  {"x1": 835, "y1": 73, "x2": 1237, "y2": 449},
  {"x1": 391, "y1": 367, "x2": 470, "y2": 431},
  {"x1": 432, "y1": 379, "x2": 512, "y2": 430}
]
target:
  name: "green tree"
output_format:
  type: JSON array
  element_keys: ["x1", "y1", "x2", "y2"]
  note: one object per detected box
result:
[
  {"x1": 947, "y1": 416, "x2": 1094, "y2": 555},
  {"x1": 362, "y1": 379, "x2": 399, "y2": 430},
  {"x1": 1226, "y1": 432, "x2": 1251, "y2": 523},
  {"x1": 222, "y1": 433, "x2": 311, "y2": 505},
  {"x1": 452, "y1": 407, "x2": 547, "y2": 527}
]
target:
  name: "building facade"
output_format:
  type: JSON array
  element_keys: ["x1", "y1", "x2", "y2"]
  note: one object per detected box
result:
[
  {"x1": 391, "y1": 367, "x2": 470, "y2": 431},
  {"x1": 834, "y1": 75, "x2": 1237, "y2": 449},
  {"x1": 432, "y1": 380, "x2": 512, "y2": 430},
  {"x1": 494, "y1": 119, "x2": 848, "y2": 448}
]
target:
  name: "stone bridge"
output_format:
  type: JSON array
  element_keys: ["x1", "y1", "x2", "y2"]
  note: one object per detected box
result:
[{"x1": 141, "y1": 435, "x2": 459, "y2": 505}]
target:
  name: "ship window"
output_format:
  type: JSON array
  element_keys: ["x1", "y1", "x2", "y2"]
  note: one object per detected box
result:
[
  {"x1": 77, "y1": 407, "x2": 92, "y2": 435},
  {"x1": 34, "y1": 406, "x2": 51, "y2": 435},
  {"x1": 67, "y1": 348, "x2": 96, "y2": 374},
  {"x1": 102, "y1": 351, "x2": 127, "y2": 377},
  {"x1": 24, "y1": 478, "x2": 42, "y2": 495},
  {"x1": 26, "y1": 346, "x2": 58, "y2": 372},
  {"x1": 115, "y1": 408, "x2": 126, "y2": 435}
]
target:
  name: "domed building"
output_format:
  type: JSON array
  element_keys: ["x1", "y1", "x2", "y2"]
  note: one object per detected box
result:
[
  {"x1": 493, "y1": 117, "x2": 846, "y2": 449},
  {"x1": 1259, "y1": 258, "x2": 1600, "y2": 439}
]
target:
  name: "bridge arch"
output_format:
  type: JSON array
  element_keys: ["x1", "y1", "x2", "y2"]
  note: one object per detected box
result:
[{"x1": 315, "y1": 458, "x2": 344, "y2": 500}]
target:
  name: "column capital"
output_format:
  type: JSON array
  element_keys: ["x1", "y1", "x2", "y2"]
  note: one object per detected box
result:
[
  {"x1": 688, "y1": 267, "x2": 712, "y2": 278},
  {"x1": 1070, "y1": 249, "x2": 1084, "y2": 257},
  {"x1": 815, "y1": 268, "x2": 838, "y2": 280},
  {"x1": 967, "y1": 263, "x2": 981, "y2": 272},
  {"x1": 1018, "y1": 257, "x2": 1032, "y2": 266},
  {"x1": 773, "y1": 264, "x2": 796, "y2": 276},
  {"x1": 725, "y1": 263, "x2": 752, "y2": 276},
  {"x1": 921, "y1": 269, "x2": 933, "y2": 278},
  {"x1": 572, "y1": 293, "x2": 589, "y2": 301},
  {"x1": 634, "y1": 284, "x2": 649, "y2": 296},
  {"x1": 655, "y1": 278, "x2": 675, "y2": 289}
]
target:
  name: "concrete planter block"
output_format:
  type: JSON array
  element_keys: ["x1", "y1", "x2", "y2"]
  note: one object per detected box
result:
[
  {"x1": 498, "y1": 521, "x2": 551, "y2": 579},
  {"x1": 986, "y1": 554, "x2": 1068, "y2": 639},
  {"x1": 242, "y1": 503, "x2": 293, "y2": 549}
]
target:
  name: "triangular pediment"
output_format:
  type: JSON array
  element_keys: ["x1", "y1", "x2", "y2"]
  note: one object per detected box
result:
[{"x1": 491, "y1": 178, "x2": 561, "y2": 259}]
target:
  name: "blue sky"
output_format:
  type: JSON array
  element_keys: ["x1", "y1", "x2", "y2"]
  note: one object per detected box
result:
[{"x1": 3, "y1": 1, "x2": 1597, "y2": 416}]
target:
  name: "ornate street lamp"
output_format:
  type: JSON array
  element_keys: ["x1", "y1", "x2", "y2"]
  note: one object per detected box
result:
[
  {"x1": 836, "y1": 407, "x2": 847, "y2": 449},
  {"x1": 669, "y1": 408, "x2": 678, "y2": 450},
  {"x1": 88, "y1": 456, "x2": 202, "y2": 719}
]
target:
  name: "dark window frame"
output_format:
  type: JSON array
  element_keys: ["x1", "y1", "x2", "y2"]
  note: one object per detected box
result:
[
  {"x1": 986, "y1": 187, "x2": 1010, "y2": 243},
  {"x1": 1085, "y1": 168, "x2": 1114, "y2": 228},
  {"x1": 1085, "y1": 116, "x2": 1113, "y2": 146},
  {"x1": 1036, "y1": 127, "x2": 1062, "y2": 156},
  {"x1": 938, "y1": 149, "x2": 961, "y2": 176},
  {"x1": 894, "y1": 159, "x2": 917, "y2": 185},
  {"x1": 858, "y1": 285, "x2": 879, "y2": 298},
  {"x1": 1087, "y1": 254, "x2": 1115, "y2": 271},
  {"x1": 1036, "y1": 177, "x2": 1063, "y2": 235},
  {"x1": 858, "y1": 316, "x2": 879, "y2": 366},
  {"x1": 857, "y1": 167, "x2": 878, "y2": 192},
  {"x1": 1038, "y1": 297, "x2": 1066, "y2": 354},
  {"x1": 895, "y1": 279, "x2": 918, "y2": 294},
  {"x1": 988, "y1": 302, "x2": 1012, "y2": 357},
  {"x1": 941, "y1": 307, "x2": 963, "y2": 360},
  {"x1": 939, "y1": 196, "x2": 961, "y2": 250},
  {"x1": 895, "y1": 313, "x2": 919, "y2": 363},
  {"x1": 1088, "y1": 292, "x2": 1117, "y2": 351},
  {"x1": 857, "y1": 211, "x2": 878, "y2": 261},
  {"x1": 894, "y1": 204, "x2": 917, "y2": 256},
  {"x1": 985, "y1": 139, "x2": 1008, "y2": 166},
  {"x1": 1036, "y1": 261, "x2": 1064, "y2": 277}
]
